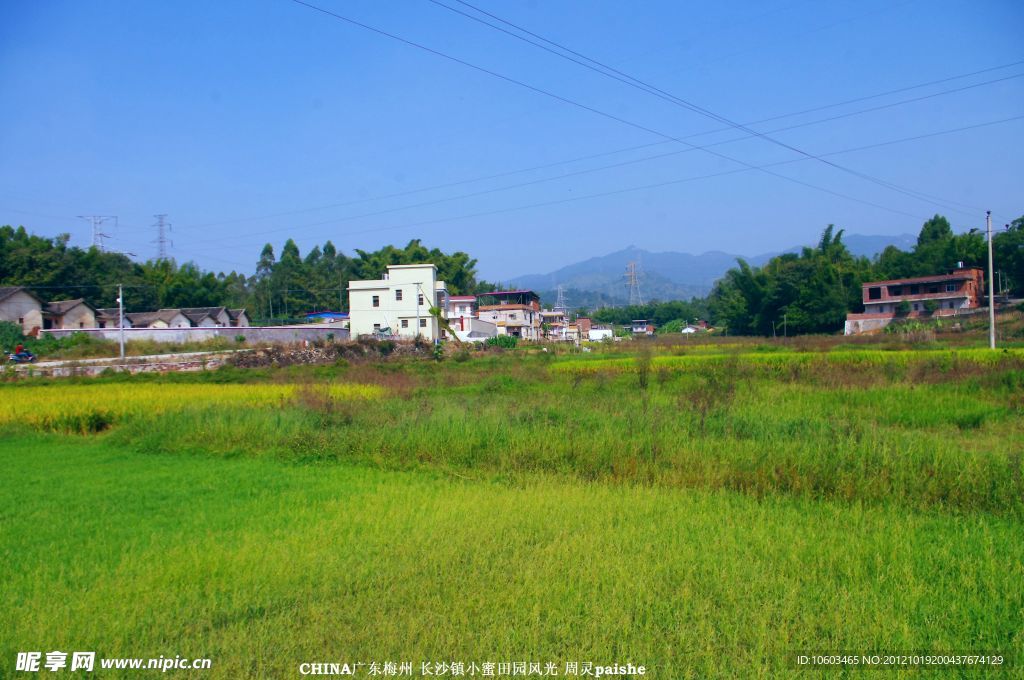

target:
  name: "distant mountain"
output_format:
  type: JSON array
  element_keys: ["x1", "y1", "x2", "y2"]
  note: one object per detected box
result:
[
  {"x1": 838, "y1": 233, "x2": 916, "y2": 258},
  {"x1": 508, "y1": 234, "x2": 916, "y2": 305}
]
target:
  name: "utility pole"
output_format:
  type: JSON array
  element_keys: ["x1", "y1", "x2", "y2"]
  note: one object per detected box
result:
[
  {"x1": 117, "y1": 283, "x2": 126, "y2": 361},
  {"x1": 78, "y1": 215, "x2": 116, "y2": 251},
  {"x1": 415, "y1": 282, "x2": 422, "y2": 339},
  {"x1": 153, "y1": 214, "x2": 171, "y2": 260},
  {"x1": 987, "y1": 210, "x2": 996, "y2": 349}
]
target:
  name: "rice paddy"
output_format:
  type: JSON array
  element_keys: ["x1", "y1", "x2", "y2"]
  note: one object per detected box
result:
[{"x1": 1, "y1": 342, "x2": 1021, "y2": 677}]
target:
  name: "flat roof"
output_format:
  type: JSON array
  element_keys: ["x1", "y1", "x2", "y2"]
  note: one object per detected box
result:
[
  {"x1": 478, "y1": 289, "x2": 538, "y2": 296},
  {"x1": 862, "y1": 270, "x2": 981, "y2": 287}
]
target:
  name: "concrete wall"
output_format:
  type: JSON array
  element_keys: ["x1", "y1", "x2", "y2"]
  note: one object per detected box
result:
[
  {"x1": 454, "y1": 318, "x2": 497, "y2": 342},
  {"x1": 0, "y1": 291, "x2": 44, "y2": 334},
  {"x1": 42, "y1": 325, "x2": 351, "y2": 344}
]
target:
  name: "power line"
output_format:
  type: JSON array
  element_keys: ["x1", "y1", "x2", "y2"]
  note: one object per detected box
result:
[
  {"x1": 195, "y1": 114, "x2": 1024, "y2": 250},
  {"x1": 184, "y1": 103, "x2": 1024, "y2": 251},
  {"x1": 171, "y1": 58, "x2": 1024, "y2": 234},
  {"x1": 287, "y1": 0, "x2": 930, "y2": 220},
  {"x1": 427, "y1": 0, "x2": 1011, "y2": 217}
]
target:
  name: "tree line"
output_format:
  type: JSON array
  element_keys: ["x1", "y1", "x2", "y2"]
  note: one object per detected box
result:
[
  {"x1": 0, "y1": 227, "x2": 492, "y2": 321},
  {"x1": 705, "y1": 215, "x2": 1024, "y2": 335},
  {"x1": 3, "y1": 213, "x2": 1022, "y2": 333}
]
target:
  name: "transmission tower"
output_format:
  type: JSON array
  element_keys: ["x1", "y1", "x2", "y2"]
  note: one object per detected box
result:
[
  {"x1": 153, "y1": 214, "x2": 172, "y2": 260},
  {"x1": 625, "y1": 261, "x2": 644, "y2": 306},
  {"x1": 78, "y1": 215, "x2": 116, "y2": 251},
  {"x1": 553, "y1": 285, "x2": 569, "y2": 315}
]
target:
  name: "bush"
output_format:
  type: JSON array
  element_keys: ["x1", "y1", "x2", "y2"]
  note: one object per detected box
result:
[
  {"x1": 0, "y1": 321, "x2": 25, "y2": 351},
  {"x1": 486, "y1": 335, "x2": 518, "y2": 349}
]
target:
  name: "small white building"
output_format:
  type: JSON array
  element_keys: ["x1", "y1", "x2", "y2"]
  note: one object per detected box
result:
[
  {"x1": 447, "y1": 295, "x2": 477, "y2": 329},
  {"x1": 588, "y1": 327, "x2": 614, "y2": 341},
  {"x1": 348, "y1": 264, "x2": 448, "y2": 341}
]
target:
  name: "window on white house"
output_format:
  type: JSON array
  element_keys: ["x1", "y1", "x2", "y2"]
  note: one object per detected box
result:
[
  {"x1": 395, "y1": 289, "x2": 403, "y2": 301},
  {"x1": 419, "y1": 318, "x2": 427, "y2": 327},
  {"x1": 418, "y1": 294, "x2": 424, "y2": 305},
  {"x1": 401, "y1": 319, "x2": 408, "y2": 328},
  {"x1": 373, "y1": 323, "x2": 381, "y2": 330},
  {"x1": 372, "y1": 295, "x2": 379, "y2": 307}
]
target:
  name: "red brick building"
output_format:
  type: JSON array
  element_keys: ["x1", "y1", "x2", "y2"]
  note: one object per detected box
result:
[{"x1": 844, "y1": 266, "x2": 985, "y2": 334}]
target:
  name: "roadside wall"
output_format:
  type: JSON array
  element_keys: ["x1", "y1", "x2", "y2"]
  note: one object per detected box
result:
[{"x1": 42, "y1": 326, "x2": 350, "y2": 344}]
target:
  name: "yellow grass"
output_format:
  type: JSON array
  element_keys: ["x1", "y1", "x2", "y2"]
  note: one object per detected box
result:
[{"x1": 0, "y1": 383, "x2": 383, "y2": 430}]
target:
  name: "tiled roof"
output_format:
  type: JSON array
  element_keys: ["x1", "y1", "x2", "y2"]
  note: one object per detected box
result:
[
  {"x1": 44, "y1": 298, "x2": 91, "y2": 315},
  {"x1": 0, "y1": 286, "x2": 42, "y2": 305}
]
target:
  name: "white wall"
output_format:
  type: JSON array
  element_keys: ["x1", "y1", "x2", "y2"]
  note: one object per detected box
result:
[
  {"x1": 0, "y1": 291, "x2": 43, "y2": 334},
  {"x1": 349, "y1": 264, "x2": 447, "y2": 341}
]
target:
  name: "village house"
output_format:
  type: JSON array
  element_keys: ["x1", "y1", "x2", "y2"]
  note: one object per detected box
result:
[
  {"x1": 444, "y1": 294, "x2": 497, "y2": 341},
  {"x1": 476, "y1": 290, "x2": 542, "y2": 340},
  {"x1": 446, "y1": 295, "x2": 478, "y2": 330},
  {"x1": 588, "y1": 326, "x2": 614, "y2": 341},
  {"x1": 97, "y1": 306, "x2": 249, "y2": 330},
  {"x1": 348, "y1": 263, "x2": 448, "y2": 341},
  {"x1": 43, "y1": 298, "x2": 96, "y2": 330},
  {"x1": 126, "y1": 309, "x2": 192, "y2": 329},
  {"x1": 630, "y1": 319, "x2": 655, "y2": 336},
  {"x1": 180, "y1": 307, "x2": 232, "y2": 327},
  {"x1": 96, "y1": 308, "x2": 130, "y2": 329},
  {"x1": 845, "y1": 265, "x2": 986, "y2": 334},
  {"x1": 0, "y1": 286, "x2": 44, "y2": 335},
  {"x1": 540, "y1": 309, "x2": 569, "y2": 340},
  {"x1": 228, "y1": 309, "x2": 250, "y2": 327}
]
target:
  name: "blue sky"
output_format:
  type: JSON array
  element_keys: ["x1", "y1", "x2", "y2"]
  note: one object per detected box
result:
[{"x1": 1, "y1": 0, "x2": 1021, "y2": 281}]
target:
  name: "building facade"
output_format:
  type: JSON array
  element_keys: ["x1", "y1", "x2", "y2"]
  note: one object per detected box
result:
[
  {"x1": 845, "y1": 266, "x2": 985, "y2": 335},
  {"x1": 43, "y1": 299, "x2": 96, "y2": 330},
  {"x1": 348, "y1": 264, "x2": 448, "y2": 341},
  {"x1": 476, "y1": 290, "x2": 542, "y2": 340},
  {"x1": 0, "y1": 287, "x2": 44, "y2": 335},
  {"x1": 446, "y1": 295, "x2": 478, "y2": 331}
]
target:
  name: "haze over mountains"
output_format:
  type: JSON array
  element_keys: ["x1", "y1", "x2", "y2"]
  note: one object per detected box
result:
[{"x1": 507, "y1": 233, "x2": 916, "y2": 307}]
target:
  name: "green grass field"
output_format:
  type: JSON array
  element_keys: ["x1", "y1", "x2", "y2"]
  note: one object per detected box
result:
[{"x1": 2, "y1": 342, "x2": 1022, "y2": 678}]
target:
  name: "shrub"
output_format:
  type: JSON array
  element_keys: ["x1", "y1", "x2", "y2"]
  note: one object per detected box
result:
[{"x1": 486, "y1": 335, "x2": 518, "y2": 349}]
